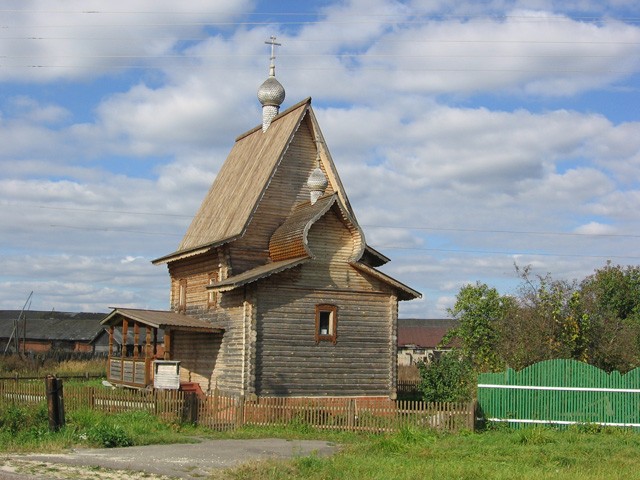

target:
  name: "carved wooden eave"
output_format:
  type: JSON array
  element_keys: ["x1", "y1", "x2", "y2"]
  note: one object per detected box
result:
[
  {"x1": 206, "y1": 256, "x2": 310, "y2": 293},
  {"x1": 349, "y1": 262, "x2": 422, "y2": 301},
  {"x1": 151, "y1": 238, "x2": 237, "y2": 266}
]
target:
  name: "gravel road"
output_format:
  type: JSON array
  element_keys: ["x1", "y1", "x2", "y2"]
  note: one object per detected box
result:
[{"x1": 0, "y1": 438, "x2": 339, "y2": 479}]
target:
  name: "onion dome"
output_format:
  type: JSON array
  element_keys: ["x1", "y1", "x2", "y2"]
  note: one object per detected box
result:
[
  {"x1": 307, "y1": 165, "x2": 328, "y2": 205},
  {"x1": 257, "y1": 75, "x2": 286, "y2": 107},
  {"x1": 258, "y1": 36, "x2": 286, "y2": 132}
]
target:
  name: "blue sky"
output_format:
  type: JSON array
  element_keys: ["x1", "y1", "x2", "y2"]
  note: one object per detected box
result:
[{"x1": 1, "y1": 0, "x2": 639, "y2": 317}]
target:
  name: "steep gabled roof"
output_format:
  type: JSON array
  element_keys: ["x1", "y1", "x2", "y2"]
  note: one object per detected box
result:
[{"x1": 153, "y1": 98, "x2": 358, "y2": 265}]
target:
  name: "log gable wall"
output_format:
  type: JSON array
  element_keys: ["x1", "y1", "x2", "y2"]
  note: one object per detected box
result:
[
  {"x1": 230, "y1": 114, "x2": 334, "y2": 274},
  {"x1": 253, "y1": 209, "x2": 397, "y2": 397}
]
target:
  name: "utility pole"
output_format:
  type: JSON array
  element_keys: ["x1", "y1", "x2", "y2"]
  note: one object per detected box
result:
[{"x1": 3, "y1": 291, "x2": 33, "y2": 355}]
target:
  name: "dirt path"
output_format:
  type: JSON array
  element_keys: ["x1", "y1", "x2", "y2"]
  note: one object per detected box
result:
[{"x1": 0, "y1": 438, "x2": 338, "y2": 479}]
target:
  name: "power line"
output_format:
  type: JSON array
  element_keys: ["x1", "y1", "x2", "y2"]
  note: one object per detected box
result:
[
  {"x1": 3, "y1": 35, "x2": 639, "y2": 45},
  {"x1": 364, "y1": 225, "x2": 640, "y2": 239},
  {"x1": 0, "y1": 10, "x2": 638, "y2": 22},
  {"x1": 49, "y1": 223, "x2": 182, "y2": 237},
  {"x1": 27, "y1": 204, "x2": 191, "y2": 218},
  {"x1": 0, "y1": 53, "x2": 632, "y2": 60},
  {"x1": 43, "y1": 223, "x2": 640, "y2": 260},
  {"x1": 375, "y1": 245, "x2": 640, "y2": 260},
  {"x1": 17, "y1": 203, "x2": 640, "y2": 239},
  {"x1": 2, "y1": 65, "x2": 637, "y2": 75}
]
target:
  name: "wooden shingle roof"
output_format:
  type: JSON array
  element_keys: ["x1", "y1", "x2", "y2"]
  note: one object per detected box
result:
[
  {"x1": 153, "y1": 98, "x2": 358, "y2": 265},
  {"x1": 269, "y1": 194, "x2": 363, "y2": 262},
  {"x1": 154, "y1": 99, "x2": 311, "y2": 264},
  {"x1": 102, "y1": 308, "x2": 224, "y2": 332},
  {"x1": 208, "y1": 257, "x2": 310, "y2": 293}
]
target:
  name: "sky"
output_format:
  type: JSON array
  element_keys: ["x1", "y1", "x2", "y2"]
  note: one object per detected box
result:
[{"x1": 1, "y1": 0, "x2": 639, "y2": 318}]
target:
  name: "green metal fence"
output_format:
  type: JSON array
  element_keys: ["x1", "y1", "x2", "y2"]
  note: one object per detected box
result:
[{"x1": 477, "y1": 359, "x2": 640, "y2": 428}]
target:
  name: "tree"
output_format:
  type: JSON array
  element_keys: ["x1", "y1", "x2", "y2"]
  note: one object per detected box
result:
[
  {"x1": 443, "y1": 282, "x2": 512, "y2": 372},
  {"x1": 509, "y1": 267, "x2": 590, "y2": 366},
  {"x1": 578, "y1": 263, "x2": 640, "y2": 372},
  {"x1": 418, "y1": 352, "x2": 474, "y2": 403}
]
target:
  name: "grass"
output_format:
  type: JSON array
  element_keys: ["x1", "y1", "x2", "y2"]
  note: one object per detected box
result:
[
  {"x1": 0, "y1": 403, "x2": 200, "y2": 452},
  {"x1": 3, "y1": 400, "x2": 640, "y2": 479},
  {"x1": 219, "y1": 425, "x2": 640, "y2": 480},
  {"x1": 0, "y1": 355, "x2": 106, "y2": 378}
]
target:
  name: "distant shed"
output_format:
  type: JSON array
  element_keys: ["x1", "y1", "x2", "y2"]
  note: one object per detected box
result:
[
  {"x1": 0, "y1": 310, "x2": 107, "y2": 355},
  {"x1": 397, "y1": 318, "x2": 458, "y2": 366}
]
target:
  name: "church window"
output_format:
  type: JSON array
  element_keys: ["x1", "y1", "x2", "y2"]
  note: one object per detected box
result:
[{"x1": 315, "y1": 304, "x2": 338, "y2": 344}]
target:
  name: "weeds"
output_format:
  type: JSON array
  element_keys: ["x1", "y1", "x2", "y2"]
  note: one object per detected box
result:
[{"x1": 87, "y1": 423, "x2": 133, "y2": 448}]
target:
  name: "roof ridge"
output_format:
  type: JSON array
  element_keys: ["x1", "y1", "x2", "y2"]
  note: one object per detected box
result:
[{"x1": 235, "y1": 97, "x2": 312, "y2": 142}]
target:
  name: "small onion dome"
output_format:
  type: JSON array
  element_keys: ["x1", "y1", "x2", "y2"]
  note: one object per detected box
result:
[
  {"x1": 257, "y1": 76, "x2": 285, "y2": 107},
  {"x1": 307, "y1": 166, "x2": 328, "y2": 204}
]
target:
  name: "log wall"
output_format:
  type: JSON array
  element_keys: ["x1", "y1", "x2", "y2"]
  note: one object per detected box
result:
[
  {"x1": 171, "y1": 331, "x2": 222, "y2": 391},
  {"x1": 166, "y1": 249, "x2": 250, "y2": 396},
  {"x1": 253, "y1": 208, "x2": 397, "y2": 397},
  {"x1": 254, "y1": 286, "x2": 393, "y2": 396}
]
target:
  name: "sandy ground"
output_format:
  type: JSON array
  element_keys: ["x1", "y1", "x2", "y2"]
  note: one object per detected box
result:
[{"x1": 0, "y1": 438, "x2": 339, "y2": 479}]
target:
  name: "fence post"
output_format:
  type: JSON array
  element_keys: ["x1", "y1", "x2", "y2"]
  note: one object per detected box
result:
[
  {"x1": 470, "y1": 400, "x2": 476, "y2": 431},
  {"x1": 347, "y1": 398, "x2": 356, "y2": 430},
  {"x1": 182, "y1": 392, "x2": 198, "y2": 424},
  {"x1": 235, "y1": 395, "x2": 245, "y2": 428},
  {"x1": 45, "y1": 375, "x2": 65, "y2": 431}
]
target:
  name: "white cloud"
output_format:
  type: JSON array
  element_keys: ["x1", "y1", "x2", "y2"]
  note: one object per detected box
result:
[
  {"x1": 1, "y1": 1, "x2": 639, "y2": 318},
  {"x1": 0, "y1": 0, "x2": 256, "y2": 82}
]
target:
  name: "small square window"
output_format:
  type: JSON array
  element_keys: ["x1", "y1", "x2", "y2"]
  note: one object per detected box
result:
[{"x1": 315, "y1": 304, "x2": 338, "y2": 344}]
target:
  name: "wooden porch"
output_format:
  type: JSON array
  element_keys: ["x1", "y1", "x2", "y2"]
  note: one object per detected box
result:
[{"x1": 101, "y1": 308, "x2": 223, "y2": 389}]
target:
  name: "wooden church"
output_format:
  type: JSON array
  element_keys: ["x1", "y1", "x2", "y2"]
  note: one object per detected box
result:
[{"x1": 102, "y1": 39, "x2": 420, "y2": 399}]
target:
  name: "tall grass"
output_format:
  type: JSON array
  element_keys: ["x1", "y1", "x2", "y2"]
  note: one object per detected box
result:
[
  {"x1": 0, "y1": 404, "x2": 199, "y2": 453},
  {"x1": 0, "y1": 355, "x2": 105, "y2": 378},
  {"x1": 224, "y1": 425, "x2": 640, "y2": 480}
]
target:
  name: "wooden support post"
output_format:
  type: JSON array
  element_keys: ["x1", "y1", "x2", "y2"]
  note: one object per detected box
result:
[
  {"x1": 133, "y1": 322, "x2": 140, "y2": 360},
  {"x1": 122, "y1": 319, "x2": 128, "y2": 359},
  {"x1": 153, "y1": 328, "x2": 158, "y2": 356},
  {"x1": 45, "y1": 375, "x2": 65, "y2": 432},
  {"x1": 108, "y1": 326, "x2": 114, "y2": 357},
  {"x1": 145, "y1": 326, "x2": 152, "y2": 385},
  {"x1": 164, "y1": 329, "x2": 171, "y2": 360}
]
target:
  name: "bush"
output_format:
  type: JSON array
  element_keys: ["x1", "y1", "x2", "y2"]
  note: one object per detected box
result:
[
  {"x1": 418, "y1": 351, "x2": 475, "y2": 403},
  {"x1": 87, "y1": 422, "x2": 133, "y2": 448},
  {"x1": 0, "y1": 404, "x2": 28, "y2": 435}
]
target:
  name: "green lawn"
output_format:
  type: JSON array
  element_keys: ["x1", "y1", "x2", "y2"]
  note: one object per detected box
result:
[
  {"x1": 220, "y1": 425, "x2": 640, "y2": 480},
  {"x1": 2, "y1": 402, "x2": 640, "y2": 479}
]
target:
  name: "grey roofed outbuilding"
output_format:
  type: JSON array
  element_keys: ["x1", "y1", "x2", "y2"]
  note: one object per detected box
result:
[{"x1": 0, "y1": 310, "x2": 106, "y2": 342}]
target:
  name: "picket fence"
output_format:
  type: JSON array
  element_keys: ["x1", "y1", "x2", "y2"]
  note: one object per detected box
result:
[
  {"x1": 0, "y1": 380, "x2": 474, "y2": 433},
  {"x1": 478, "y1": 359, "x2": 640, "y2": 429}
]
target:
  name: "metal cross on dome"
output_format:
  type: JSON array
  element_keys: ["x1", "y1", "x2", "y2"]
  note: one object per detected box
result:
[{"x1": 265, "y1": 35, "x2": 281, "y2": 76}]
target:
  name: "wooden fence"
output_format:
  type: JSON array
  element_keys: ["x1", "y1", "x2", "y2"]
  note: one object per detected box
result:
[
  {"x1": 478, "y1": 359, "x2": 640, "y2": 429},
  {"x1": 397, "y1": 380, "x2": 421, "y2": 397},
  {"x1": 0, "y1": 380, "x2": 474, "y2": 433}
]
